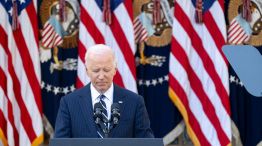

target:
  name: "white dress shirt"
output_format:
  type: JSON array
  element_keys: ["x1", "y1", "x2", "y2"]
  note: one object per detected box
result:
[{"x1": 91, "y1": 83, "x2": 113, "y2": 119}]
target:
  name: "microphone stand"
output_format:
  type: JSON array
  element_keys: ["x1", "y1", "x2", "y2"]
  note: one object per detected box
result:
[
  {"x1": 95, "y1": 103, "x2": 120, "y2": 138},
  {"x1": 101, "y1": 118, "x2": 117, "y2": 138},
  {"x1": 99, "y1": 118, "x2": 110, "y2": 138}
]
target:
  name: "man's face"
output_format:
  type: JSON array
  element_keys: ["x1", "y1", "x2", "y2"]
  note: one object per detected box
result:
[{"x1": 86, "y1": 52, "x2": 116, "y2": 93}]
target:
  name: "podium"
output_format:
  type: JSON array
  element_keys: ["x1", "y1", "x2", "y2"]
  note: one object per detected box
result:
[{"x1": 49, "y1": 138, "x2": 163, "y2": 146}]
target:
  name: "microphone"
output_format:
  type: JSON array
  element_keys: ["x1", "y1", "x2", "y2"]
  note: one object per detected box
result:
[
  {"x1": 94, "y1": 102, "x2": 109, "y2": 138},
  {"x1": 93, "y1": 103, "x2": 103, "y2": 124},
  {"x1": 111, "y1": 103, "x2": 120, "y2": 125}
]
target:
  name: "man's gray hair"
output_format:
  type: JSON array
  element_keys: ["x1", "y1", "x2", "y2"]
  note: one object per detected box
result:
[{"x1": 84, "y1": 44, "x2": 117, "y2": 68}]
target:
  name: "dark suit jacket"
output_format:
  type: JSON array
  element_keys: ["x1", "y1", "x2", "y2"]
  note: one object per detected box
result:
[{"x1": 54, "y1": 83, "x2": 154, "y2": 138}]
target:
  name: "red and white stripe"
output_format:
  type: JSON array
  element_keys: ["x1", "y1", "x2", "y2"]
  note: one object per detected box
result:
[
  {"x1": 134, "y1": 16, "x2": 148, "y2": 43},
  {"x1": 77, "y1": 0, "x2": 137, "y2": 92},
  {"x1": 0, "y1": 0, "x2": 43, "y2": 145},
  {"x1": 228, "y1": 17, "x2": 250, "y2": 44},
  {"x1": 41, "y1": 22, "x2": 63, "y2": 48},
  {"x1": 169, "y1": 0, "x2": 231, "y2": 146}
]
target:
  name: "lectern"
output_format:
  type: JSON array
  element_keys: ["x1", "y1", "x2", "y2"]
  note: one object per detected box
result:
[{"x1": 49, "y1": 138, "x2": 163, "y2": 146}]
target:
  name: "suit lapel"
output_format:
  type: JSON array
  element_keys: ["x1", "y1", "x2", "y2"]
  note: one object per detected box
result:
[
  {"x1": 78, "y1": 83, "x2": 97, "y2": 137},
  {"x1": 113, "y1": 84, "x2": 127, "y2": 114},
  {"x1": 113, "y1": 85, "x2": 125, "y2": 103},
  {"x1": 111, "y1": 84, "x2": 127, "y2": 137}
]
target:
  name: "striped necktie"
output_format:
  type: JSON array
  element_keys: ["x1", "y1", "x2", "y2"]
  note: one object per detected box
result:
[
  {"x1": 99, "y1": 94, "x2": 108, "y2": 122},
  {"x1": 97, "y1": 94, "x2": 108, "y2": 138}
]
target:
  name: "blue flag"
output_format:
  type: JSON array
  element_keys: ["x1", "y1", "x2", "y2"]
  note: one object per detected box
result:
[
  {"x1": 39, "y1": 0, "x2": 79, "y2": 137},
  {"x1": 229, "y1": 46, "x2": 262, "y2": 146},
  {"x1": 226, "y1": 0, "x2": 262, "y2": 145},
  {"x1": 136, "y1": 44, "x2": 182, "y2": 138}
]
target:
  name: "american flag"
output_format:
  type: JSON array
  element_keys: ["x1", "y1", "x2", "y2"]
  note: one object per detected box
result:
[
  {"x1": 169, "y1": 0, "x2": 231, "y2": 145},
  {"x1": 227, "y1": 15, "x2": 251, "y2": 45},
  {"x1": 77, "y1": 0, "x2": 137, "y2": 92},
  {"x1": 134, "y1": 16, "x2": 148, "y2": 43},
  {"x1": 0, "y1": 0, "x2": 43, "y2": 146},
  {"x1": 134, "y1": 12, "x2": 155, "y2": 43},
  {"x1": 41, "y1": 16, "x2": 65, "y2": 48}
]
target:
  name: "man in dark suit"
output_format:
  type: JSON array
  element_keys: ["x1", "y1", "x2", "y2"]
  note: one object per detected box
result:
[{"x1": 54, "y1": 44, "x2": 154, "y2": 138}]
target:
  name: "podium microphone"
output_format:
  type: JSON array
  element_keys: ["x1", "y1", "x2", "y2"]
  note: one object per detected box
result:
[
  {"x1": 94, "y1": 102, "x2": 109, "y2": 138},
  {"x1": 93, "y1": 103, "x2": 103, "y2": 124},
  {"x1": 111, "y1": 103, "x2": 120, "y2": 126}
]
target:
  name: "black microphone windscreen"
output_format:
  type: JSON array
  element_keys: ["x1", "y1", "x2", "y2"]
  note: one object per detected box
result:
[
  {"x1": 94, "y1": 102, "x2": 103, "y2": 110},
  {"x1": 93, "y1": 102, "x2": 103, "y2": 124},
  {"x1": 111, "y1": 103, "x2": 120, "y2": 112}
]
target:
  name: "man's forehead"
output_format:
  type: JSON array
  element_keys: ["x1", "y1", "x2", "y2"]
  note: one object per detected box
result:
[
  {"x1": 88, "y1": 62, "x2": 114, "y2": 68},
  {"x1": 89, "y1": 50, "x2": 114, "y2": 58},
  {"x1": 88, "y1": 45, "x2": 113, "y2": 54}
]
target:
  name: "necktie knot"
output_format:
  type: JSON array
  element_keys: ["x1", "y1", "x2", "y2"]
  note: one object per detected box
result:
[{"x1": 99, "y1": 94, "x2": 106, "y2": 101}]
